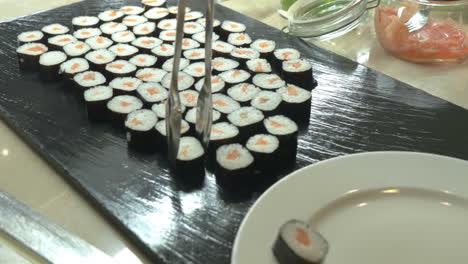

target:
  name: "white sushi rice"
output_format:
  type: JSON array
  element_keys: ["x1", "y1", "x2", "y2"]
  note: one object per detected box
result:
[
  {"x1": 60, "y1": 58, "x2": 89, "y2": 74},
  {"x1": 185, "y1": 108, "x2": 221, "y2": 124},
  {"x1": 108, "y1": 44, "x2": 139, "y2": 57},
  {"x1": 120, "y1": 6, "x2": 145, "y2": 15},
  {"x1": 282, "y1": 59, "x2": 312, "y2": 72},
  {"x1": 179, "y1": 90, "x2": 199, "y2": 107},
  {"x1": 161, "y1": 71, "x2": 194, "y2": 91},
  {"x1": 227, "y1": 106, "x2": 264, "y2": 127},
  {"x1": 157, "y1": 19, "x2": 177, "y2": 30},
  {"x1": 219, "y1": 69, "x2": 251, "y2": 84},
  {"x1": 196, "y1": 18, "x2": 221, "y2": 28},
  {"x1": 251, "y1": 91, "x2": 282, "y2": 111},
  {"x1": 63, "y1": 41, "x2": 91, "y2": 57},
  {"x1": 246, "y1": 58, "x2": 272, "y2": 73},
  {"x1": 85, "y1": 49, "x2": 116, "y2": 64},
  {"x1": 133, "y1": 22, "x2": 157, "y2": 36},
  {"x1": 183, "y1": 48, "x2": 205, "y2": 61},
  {"x1": 213, "y1": 40, "x2": 235, "y2": 54},
  {"x1": 252, "y1": 73, "x2": 285, "y2": 90},
  {"x1": 216, "y1": 144, "x2": 253, "y2": 171},
  {"x1": 110, "y1": 77, "x2": 142, "y2": 91},
  {"x1": 177, "y1": 137, "x2": 204, "y2": 161},
  {"x1": 111, "y1": 30, "x2": 136, "y2": 43},
  {"x1": 227, "y1": 83, "x2": 260, "y2": 103},
  {"x1": 123, "y1": 15, "x2": 148, "y2": 27},
  {"x1": 74, "y1": 71, "x2": 106, "y2": 88},
  {"x1": 151, "y1": 101, "x2": 186, "y2": 119},
  {"x1": 192, "y1": 31, "x2": 220, "y2": 44},
  {"x1": 17, "y1": 43, "x2": 48, "y2": 55},
  {"x1": 212, "y1": 57, "x2": 239, "y2": 72},
  {"x1": 85, "y1": 36, "x2": 113, "y2": 50},
  {"x1": 142, "y1": 0, "x2": 166, "y2": 7},
  {"x1": 39, "y1": 51, "x2": 67, "y2": 66},
  {"x1": 184, "y1": 11, "x2": 203, "y2": 21},
  {"x1": 250, "y1": 39, "x2": 276, "y2": 53},
  {"x1": 137, "y1": 82, "x2": 168, "y2": 103},
  {"x1": 107, "y1": 95, "x2": 143, "y2": 114},
  {"x1": 212, "y1": 93, "x2": 241, "y2": 114},
  {"x1": 194, "y1": 76, "x2": 225, "y2": 93},
  {"x1": 159, "y1": 30, "x2": 176, "y2": 42},
  {"x1": 228, "y1": 33, "x2": 252, "y2": 46},
  {"x1": 135, "y1": 68, "x2": 167, "y2": 82},
  {"x1": 84, "y1": 86, "x2": 113, "y2": 102},
  {"x1": 100, "y1": 22, "x2": 128, "y2": 35},
  {"x1": 131, "y1": 36, "x2": 162, "y2": 49},
  {"x1": 42, "y1": 23, "x2": 69, "y2": 35},
  {"x1": 210, "y1": 122, "x2": 239, "y2": 141},
  {"x1": 151, "y1": 43, "x2": 174, "y2": 57},
  {"x1": 125, "y1": 109, "x2": 157, "y2": 131},
  {"x1": 144, "y1": 7, "x2": 170, "y2": 20},
  {"x1": 73, "y1": 28, "x2": 102, "y2": 40},
  {"x1": 48, "y1": 34, "x2": 77, "y2": 47},
  {"x1": 155, "y1": 119, "x2": 190, "y2": 136},
  {"x1": 72, "y1": 16, "x2": 100, "y2": 28},
  {"x1": 181, "y1": 38, "x2": 200, "y2": 50},
  {"x1": 221, "y1": 21, "x2": 246, "y2": 33},
  {"x1": 277, "y1": 84, "x2": 311, "y2": 103},
  {"x1": 162, "y1": 57, "x2": 190, "y2": 72},
  {"x1": 274, "y1": 48, "x2": 301, "y2": 61},
  {"x1": 183, "y1": 22, "x2": 204, "y2": 35},
  {"x1": 129, "y1": 54, "x2": 157, "y2": 68},
  {"x1": 246, "y1": 134, "x2": 279, "y2": 154},
  {"x1": 98, "y1": 10, "x2": 125, "y2": 22},
  {"x1": 264, "y1": 115, "x2": 298, "y2": 135},
  {"x1": 106, "y1": 60, "x2": 136, "y2": 74},
  {"x1": 183, "y1": 62, "x2": 206, "y2": 78},
  {"x1": 18, "y1": 31, "x2": 44, "y2": 43},
  {"x1": 168, "y1": 6, "x2": 191, "y2": 15},
  {"x1": 230, "y1": 48, "x2": 260, "y2": 60}
]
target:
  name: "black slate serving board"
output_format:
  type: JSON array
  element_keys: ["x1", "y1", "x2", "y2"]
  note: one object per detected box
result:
[{"x1": 1, "y1": 0, "x2": 468, "y2": 263}]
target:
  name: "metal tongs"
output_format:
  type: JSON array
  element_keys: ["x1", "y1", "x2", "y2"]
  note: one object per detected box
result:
[{"x1": 166, "y1": 0, "x2": 215, "y2": 167}]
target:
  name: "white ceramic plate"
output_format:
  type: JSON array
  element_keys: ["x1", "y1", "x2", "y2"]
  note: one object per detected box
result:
[{"x1": 232, "y1": 151, "x2": 468, "y2": 264}]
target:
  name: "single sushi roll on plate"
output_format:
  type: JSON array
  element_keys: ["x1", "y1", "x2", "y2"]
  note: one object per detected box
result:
[
  {"x1": 17, "y1": 31, "x2": 44, "y2": 46},
  {"x1": 227, "y1": 106, "x2": 265, "y2": 142},
  {"x1": 250, "y1": 39, "x2": 276, "y2": 60},
  {"x1": 194, "y1": 75, "x2": 225, "y2": 94},
  {"x1": 109, "y1": 77, "x2": 142, "y2": 96},
  {"x1": 183, "y1": 22, "x2": 205, "y2": 37},
  {"x1": 142, "y1": 0, "x2": 167, "y2": 10},
  {"x1": 111, "y1": 30, "x2": 136, "y2": 44},
  {"x1": 47, "y1": 34, "x2": 76, "y2": 51},
  {"x1": 181, "y1": 38, "x2": 200, "y2": 51},
  {"x1": 85, "y1": 49, "x2": 116, "y2": 71},
  {"x1": 167, "y1": 6, "x2": 191, "y2": 19},
  {"x1": 252, "y1": 73, "x2": 285, "y2": 90},
  {"x1": 183, "y1": 48, "x2": 205, "y2": 63},
  {"x1": 84, "y1": 85, "x2": 113, "y2": 121},
  {"x1": 162, "y1": 57, "x2": 190, "y2": 72},
  {"x1": 16, "y1": 42, "x2": 48, "y2": 70},
  {"x1": 108, "y1": 43, "x2": 139, "y2": 60},
  {"x1": 212, "y1": 57, "x2": 239, "y2": 75},
  {"x1": 179, "y1": 90, "x2": 199, "y2": 108},
  {"x1": 273, "y1": 219, "x2": 329, "y2": 264},
  {"x1": 154, "y1": 119, "x2": 190, "y2": 150},
  {"x1": 157, "y1": 18, "x2": 177, "y2": 31},
  {"x1": 174, "y1": 136, "x2": 206, "y2": 180},
  {"x1": 272, "y1": 48, "x2": 301, "y2": 72},
  {"x1": 192, "y1": 31, "x2": 220, "y2": 45},
  {"x1": 151, "y1": 101, "x2": 186, "y2": 119},
  {"x1": 73, "y1": 71, "x2": 107, "y2": 91},
  {"x1": 135, "y1": 67, "x2": 167, "y2": 83},
  {"x1": 131, "y1": 36, "x2": 162, "y2": 54},
  {"x1": 86, "y1": 36, "x2": 113, "y2": 50},
  {"x1": 230, "y1": 48, "x2": 260, "y2": 69},
  {"x1": 100, "y1": 22, "x2": 128, "y2": 38},
  {"x1": 219, "y1": 69, "x2": 252, "y2": 88},
  {"x1": 41, "y1": 23, "x2": 70, "y2": 38},
  {"x1": 132, "y1": 22, "x2": 157, "y2": 37},
  {"x1": 228, "y1": 32, "x2": 252, "y2": 48},
  {"x1": 72, "y1": 16, "x2": 100, "y2": 30},
  {"x1": 246, "y1": 58, "x2": 272, "y2": 74},
  {"x1": 98, "y1": 10, "x2": 125, "y2": 23},
  {"x1": 39, "y1": 51, "x2": 67, "y2": 81},
  {"x1": 196, "y1": 18, "x2": 221, "y2": 34},
  {"x1": 129, "y1": 54, "x2": 157, "y2": 69},
  {"x1": 161, "y1": 71, "x2": 195, "y2": 91},
  {"x1": 282, "y1": 59, "x2": 317, "y2": 90},
  {"x1": 125, "y1": 109, "x2": 158, "y2": 152},
  {"x1": 159, "y1": 30, "x2": 176, "y2": 43},
  {"x1": 151, "y1": 43, "x2": 174, "y2": 67},
  {"x1": 212, "y1": 41, "x2": 235, "y2": 58},
  {"x1": 184, "y1": 11, "x2": 204, "y2": 22},
  {"x1": 73, "y1": 28, "x2": 102, "y2": 40},
  {"x1": 120, "y1": 6, "x2": 146, "y2": 15},
  {"x1": 106, "y1": 95, "x2": 143, "y2": 126},
  {"x1": 212, "y1": 93, "x2": 241, "y2": 116},
  {"x1": 105, "y1": 60, "x2": 137, "y2": 78},
  {"x1": 277, "y1": 84, "x2": 312, "y2": 124},
  {"x1": 215, "y1": 143, "x2": 254, "y2": 187},
  {"x1": 263, "y1": 115, "x2": 298, "y2": 162},
  {"x1": 246, "y1": 134, "x2": 280, "y2": 174},
  {"x1": 220, "y1": 20, "x2": 246, "y2": 41},
  {"x1": 59, "y1": 58, "x2": 90, "y2": 81},
  {"x1": 136, "y1": 82, "x2": 168, "y2": 107},
  {"x1": 251, "y1": 90, "x2": 283, "y2": 117},
  {"x1": 183, "y1": 62, "x2": 206, "y2": 80},
  {"x1": 122, "y1": 15, "x2": 148, "y2": 28},
  {"x1": 63, "y1": 41, "x2": 91, "y2": 58},
  {"x1": 227, "y1": 83, "x2": 260, "y2": 106},
  {"x1": 143, "y1": 7, "x2": 170, "y2": 23},
  {"x1": 208, "y1": 122, "x2": 240, "y2": 159},
  {"x1": 184, "y1": 107, "x2": 221, "y2": 135}
]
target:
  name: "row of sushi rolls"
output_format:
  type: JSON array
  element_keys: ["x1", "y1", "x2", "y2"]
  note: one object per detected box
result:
[{"x1": 16, "y1": 0, "x2": 326, "y2": 262}]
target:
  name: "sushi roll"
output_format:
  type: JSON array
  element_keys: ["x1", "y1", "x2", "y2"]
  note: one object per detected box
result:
[
  {"x1": 143, "y1": 7, "x2": 170, "y2": 23},
  {"x1": 219, "y1": 69, "x2": 251, "y2": 88},
  {"x1": 16, "y1": 42, "x2": 48, "y2": 71},
  {"x1": 151, "y1": 101, "x2": 186, "y2": 119},
  {"x1": 157, "y1": 18, "x2": 177, "y2": 31},
  {"x1": 125, "y1": 109, "x2": 158, "y2": 152},
  {"x1": 100, "y1": 22, "x2": 127, "y2": 38},
  {"x1": 230, "y1": 48, "x2": 260, "y2": 69},
  {"x1": 120, "y1": 6, "x2": 146, "y2": 15},
  {"x1": 41, "y1": 23, "x2": 70, "y2": 38},
  {"x1": 83, "y1": 85, "x2": 113, "y2": 121},
  {"x1": 192, "y1": 31, "x2": 220, "y2": 45},
  {"x1": 282, "y1": 59, "x2": 316, "y2": 90},
  {"x1": 196, "y1": 18, "x2": 221, "y2": 34},
  {"x1": 219, "y1": 21, "x2": 246, "y2": 41},
  {"x1": 208, "y1": 122, "x2": 240, "y2": 159},
  {"x1": 129, "y1": 54, "x2": 157, "y2": 69},
  {"x1": 252, "y1": 73, "x2": 285, "y2": 90},
  {"x1": 98, "y1": 10, "x2": 125, "y2": 23},
  {"x1": 17, "y1": 31, "x2": 44, "y2": 46},
  {"x1": 246, "y1": 58, "x2": 272, "y2": 74},
  {"x1": 162, "y1": 57, "x2": 190, "y2": 72},
  {"x1": 215, "y1": 143, "x2": 254, "y2": 186},
  {"x1": 109, "y1": 77, "x2": 142, "y2": 96},
  {"x1": 167, "y1": 6, "x2": 191, "y2": 19},
  {"x1": 47, "y1": 34, "x2": 76, "y2": 51},
  {"x1": 154, "y1": 119, "x2": 190, "y2": 149},
  {"x1": 131, "y1": 36, "x2": 162, "y2": 54},
  {"x1": 159, "y1": 30, "x2": 176, "y2": 43},
  {"x1": 183, "y1": 48, "x2": 205, "y2": 63},
  {"x1": 273, "y1": 219, "x2": 329, "y2": 264},
  {"x1": 111, "y1": 30, "x2": 136, "y2": 44},
  {"x1": 212, "y1": 57, "x2": 239, "y2": 75},
  {"x1": 272, "y1": 48, "x2": 301, "y2": 72},
  {"x1": 122, "y1": 15, "x2": 148, "y2": 28},
  {"x1": 227, "y1": 33, "x2": 252, "y2": 48},
  {"x1": 38, "y1": 51, "x2": 67, "y2": 81},
  {"x1": 179, "y1": 90, "x2": 199, "y2": 108},
  {"x1": 85, "y1": 36, "x2": 113, "y2": 50},
  {"x1": 59, "y1": 58, "x2": 90, "y2": 82},
  {"x1": 63, "y1": 41, "x2": 91, "y2": 58},
  {"x1": 107, "y1": 95, "x2": 143, "y2": 126},
  {"x1": 184, "y1": 107, "x2": 221, "y2": 135},
  {"x1": 212, "y1": 41, "x2": 235, "y2": 58},
  {"x1": 183, "y1": 22, "x2": 205, "y2": 37},
  {"x1": 227, "y1": 83, "x2": 260, "y2": 106},
  {"x1": 181, "y1": 38, "x2": 200, "y2": 51},
  {"x1": 73, "y1": 71, "x2": 107, "y2": 91},
  {"x1": 263, "y1": 115, "x2": 298, "y2": 163},
  {"x1": 246, "y1": 134, "x2": 280, "y2": 174},
  {"x1": 194, "y1": 75, "x2": 225, "y2": 94},
  {"x1": 277, "y1": 84, "x2": 312, "y2": 124},
  {"x1": 72, "y1": 16, "x2": 100, "y2": 31},
  {"x1": 105, "y1": 60, "x2": 137, "y2": 78},
  {"x1": 250, "y1": 90, "x2": 283, "y2": 117},
  {"x1": 161, "y1": 71, "x2": 194, "y2": 91},
  {"x1": 250, "y1": 39, "x2": 276, "y2": 60},
  {"x1": 85, "y1": 49, "x2": 116, "y2": 71},
  {"x1": 174, "y1": 136, "x2": 205, "y2": 182},
  {"x1": 136, "y1": 82, "x2": 168, "y2": 107},
  {"x1": 212, "y1": 93, "x2": 241, "y2": 116},
  {"x1": 108, "y1": 43, "x2": 139, "y2": 60},
  {"x1": 227, "y1": 106, "x2": 265, "y2": 142},
  {"x1": 184, "y1": 11, "x2": 204, "y2": 22},
  {"x1": 132, "y1": 22, "x2": 157, "y2": 37},
  {"x1": 183, "y1": 62, "x2": 206, "y2": 80},
  {"x1": 135, "y1": 67, "x2": 167, "y2": 83},
  {"x1": 151, "y1": 43, "x2": 174, "y2": 67},
  {"x1": 142, "y1": 0, "x2": 167, "y2": 10},
  {"x1": 73, "y1": 28, "x2": 102, "y2": 40}
]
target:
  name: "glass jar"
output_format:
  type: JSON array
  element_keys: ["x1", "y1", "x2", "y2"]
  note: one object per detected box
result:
[{"x1": 375, "y1": 0, "x2": 468, "y2": 63}]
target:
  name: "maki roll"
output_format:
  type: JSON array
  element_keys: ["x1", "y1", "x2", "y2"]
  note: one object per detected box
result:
[
  {"x1": 183, "y1": 48, "x2": 205, "y2": 63},
  {"x1": 215, "y1": 144, "x2": 254, "y2": 187},
  {"x1": 263, "y1": 115, "x2": 298, "y2": 163},
  {"x1": 106, "y1": 95, "x2": 143, "y2": 126},
  {"x1": 196, "y1": 18, "x2": 221, "y2": 34},
  {"x1": 17, "y1": 31, "x2": 44, "y2": 46},
  {"x1": 86, "y1": 36, "x2": 113, "y2": 50},
  {"x1": 252, "y1": 73, "x2": 285, "y2": 90},
  {"x1": 212, "y1": 57, "x2": 239, "y2": 75},
  {"x1": 184, "y1": 107, "x2": 221, "y2": 135},
  {"x1": 167, "y1": 6, "x2": 191, "y2": 19},
  {"x1": 157, "y1": 18, "x2": 177, "y2": 31},
  {"x1": 159, "y1": 30, "x2": 177, "y2": 43},
  {"x1": 98, "y1": 10, "x2": 125, "y2": 23},
  {"x1": 272, "y1": 48, "x2": 301, "y2": 72},
  {"x1": 161, "y1": 71, "x2": 194, "y2": 91},
  {"x1": 174, "y1": 136, "x2": 205, "y2": 180},
  {"x1": 227, "y1": 83, "x2": 260, "y2": 106},
  {"x1": 132, "y1": 22, "x2": 157, "y2": 37},
  {"x1": 219, "y1": 69, "x2": 251, "y2": 88},
  {"x1": 85, "y1": 49, "x2": 116, "y2": 71},
  {"x1": 111, "y1": 30, "x2": 136, "y2": 44},
  {"x1": 246, "y1": 58, "x2": 272, "y2": 74},
  {"x1": 151, "y1": 43, "x2": 174, "y2": 67},
  {"x1": 273, "y1": 219, "x2": 329, "y2": 264},
  {"x1": 184, "y1": 11, "x2": 204, "y2": 22},
  {"x1": 125, "y1": 109, "x2": 158, "y2": 152},
  {"x1": 143, "y1": 7, "x2": 170, "y2": 23},
  {"x1": 208, "y1": 122, "x2": 240, "y2": 159},
  {"x1": 47, "y1": 34, "x2": 76, "y2": 51},
  {"x1": 227, "y1": 33, "x2": 252, "y2": 48},
  {"x1": 192, "y1": 31, "x2": 220, "y2": 45},
  {"x1": 212, "y1": 93, "x2": 241, "y2": 116},
  {"x1": 194, "y1": 75, "x2": 225, "y2": 94},
  {"x1": 41, "y1": 23, "x2": 70, "y2": 38},
  {"x1": 181, "y1": 38, "x2": 201, "y2": 51},
  {"x1": 129, "y1": 54, "x2": 158, "y2": 69},
  {"x1": 38, "y1": 51, "x2": 67, "y2": 81},
  {"x1": 154, "y1": 119, "x2": 190, "y2": 149},
  {"x1": 122, "y1": 15, "x2": 148, "y2": 28},
  {"x1": 108, "y1": 43, "x2": 139, "y2": 60},
  {"x1": 105, "y1": 60, "x2": 137, "y2": 78},
  {"x1": 131, "y1": 36, "x2": 162, "y2": 54},
  {"x1": 277, "y1": 84, "x2": 312, "y2": 124},
  {"x1": 16, "y1": 43, "x2": 48, "y2": 71},
  {"x1": 220, "y1": 21, "x2": 246, "y2": 41},
  {"x1": 63, "y1": 41, "x2": 91, "y2": 58},
  {"x1": 120, "y1": 6, "x2": 146, "y2": 15},
  {"x1": 142, "y1": 0, "x2": 167, "y2": 10},
  {"x1": 151, "y1": 101, "x2": 186, "y2": 119},
  {"x1": 227, "y1": 106, "x2": 265, "y2": 142},
  {"x1": 230, "y1": 48, "x2": 260, "y2": 69},
  {"x1": 179, "y1": 90, "x2": 199, "y2": 108},
  {"x1": 250, "y1": 39, "x2": 276, "y2": 60},
  {"x1": 73, "y1": 71, "x2": 107, "y2": 91},
  {"x1": 183, "y1": 22, "x2": 205, "y2": 37},
  {"x1": 212, "y1": 41, "x2": 235, "y2": 58},
  {"x1": 100, "y1": 22, "x2": 127, "y2": 38},
  {"x1": 135, "y1": 67, "x2": 167, "y2": 82},
  {"x1": 251, "y1": 90, "x2": 283, "y2": 117},
  {"x1": 59, "y1": 58, "x2": 90, "y2": 82},
  {"x1": 282, "y1": 59, "x2": 317, "y2": 90},
  {"x1": 72, "y1": 16, "x2": 100, "y2": 30},
  {"x1": 136, "y1": 82, "x2": 168, "y2": 107},
  {"x1": 73, "y1": 28, "x2": 102, "y2": 40},
  {"x1": 162, "y1": 57, "x2": 190, "y2": 72},
  {"x1": 246, "y1": 134, "x2": 280, "y2": 174},
  {"x1": 83, "y1": 85, "x2": 113, "y2": 121},
  {"x1": 109, "y1": 76, "x2": 142, "y2": 96},
  {"x1": 183, "y1": 62, "x2": 206, "y2": 81}
]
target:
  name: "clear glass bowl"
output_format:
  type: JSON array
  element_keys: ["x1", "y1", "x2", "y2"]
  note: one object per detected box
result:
[{"x1": 375, "y1": 0, "x2": 468, "y2": 63}]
